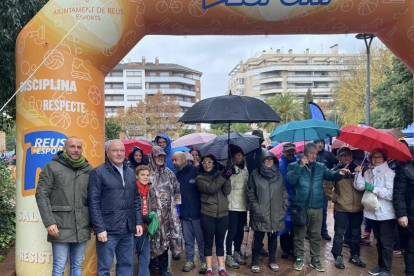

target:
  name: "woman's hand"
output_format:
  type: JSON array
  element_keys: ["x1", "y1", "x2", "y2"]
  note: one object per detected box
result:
[{"x1": 354, "y1": 166, "x2": 363, "y2": 172}]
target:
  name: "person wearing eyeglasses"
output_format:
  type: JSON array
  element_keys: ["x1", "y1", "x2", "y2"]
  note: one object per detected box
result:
[
  {"x1": 225, "y1": 144, "x2": 249, "y2": 269},
  {"x1": 354, "y1": 148, "x2": 396, "y2": 276},
  {"x1": 196, "y1": 154, "x2": 233, "y2": 276},
  {"x1": 247, "y1": 151, "x2": 288, "y2": 273},
  {"x1": 88, "y1": 140, "x2": 143, "y2": 276},
  {"x1": 148, "y1": 146, "x2": 182, "y2": 276}
]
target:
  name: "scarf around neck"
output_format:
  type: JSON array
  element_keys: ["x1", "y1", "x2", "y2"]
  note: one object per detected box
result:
[
  {"x1": 62, "y1": 152, "x2": 86, "y2": 168},
  {"x1": 260, "y1": 163, "x2": 278, "y2": 178}
]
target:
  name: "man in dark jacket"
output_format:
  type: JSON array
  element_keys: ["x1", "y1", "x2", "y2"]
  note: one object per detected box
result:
[
  {"x1": 36, "y1": 136, "x2": 92, "y2": 276},
  {"x1": 88, "y1": 140, "x2": 143, "y2": 276},
  {"x1": 246, "y1": 129, "x2": 267, "y2": 174},
  {"x1": 393, "y1": 160, "x2": 414, "y2": 276},
  {"x1": 314, "y1": 139, "x2": 338, "y2": 241},
  {"x1": 172, "y1": 152, "x2": 206, "y2": 274},
  {"x1": 155, "y1": 134, "x2": 176, "y2": 173},
  {"x1": 288, "y1": 143, "x2": 348, "y2": 273}
]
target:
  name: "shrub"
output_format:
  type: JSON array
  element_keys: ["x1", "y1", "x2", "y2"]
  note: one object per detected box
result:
[{"x1": 0, "y1": 162, "x2": 16, "y2": 253}]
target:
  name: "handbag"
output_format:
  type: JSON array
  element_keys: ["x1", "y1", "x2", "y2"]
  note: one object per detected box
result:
[
  {"x1": 291, "y1": 165, "x2": 315, "y2": 226},
  {"x1": 361, "y1": 190, "x2": 380, "y2": 210}
]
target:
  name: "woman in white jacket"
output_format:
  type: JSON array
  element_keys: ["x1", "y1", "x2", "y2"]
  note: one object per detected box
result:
[
  {"x1": 225, "y1": 144, "x2": 249, "y2": 269},
  {"x1": 354, "y1": 148, "x2": 396, "y2": 276}
]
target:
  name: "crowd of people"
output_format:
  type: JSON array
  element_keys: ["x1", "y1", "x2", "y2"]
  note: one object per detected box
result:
[{"x1": 34, "y1": 131, "x2": 414, "y2": 276}]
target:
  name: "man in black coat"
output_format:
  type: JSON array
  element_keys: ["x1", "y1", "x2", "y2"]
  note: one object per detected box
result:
[
  {"x1": 89, "y1": 140, "x2": 143, "y2": 276},
  {"x1": 314, "y1": 139, "x2": 337, "y2": 241},
  {"x1": 393, "y1": 160, "x2": 414, "y2": 276}
]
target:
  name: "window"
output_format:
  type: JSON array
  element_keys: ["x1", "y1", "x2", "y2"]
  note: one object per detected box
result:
[
  {"x1": 105, "y1": 83, "x2": 111, "y2": 89},
  {"x1": 149, "y1": 72, "x2": 157, "y2": 76},
  {"x1": 173, "y1": 73, "x2": 184, "y2": 77},
  {"x1": 105, "y1": 95, "x2": 124, "y2": 101},
  {"x1": 105, "y1": 107, "x2": 123, "y2": 114},
  {"x1": 126, "y1": 83, "x2": 142, "y2": 89},
  {"x1": 160, "y1": 84, "x2": 169, "y2": 88},
  {"x1": 149, "y1": 84, "x2": 158, "y2": 89},
  {"x1": 127, "y1": 95, "x2": 142, "y2": 101},
  {"x1": 126, "y1": 71, "x2": 142, "y2": 77},
  {"x1": 238, "y1": 78, "x2": 244, "y2": 84},
  {"x1": 159, "y1": 72, "x2": 169, "y2": 77},
  {"x1": 237, "y1": 89, "x2": 245, "y2": 95},
  {"x1": 110, "y1": 71, "x2": 123, "y2": 77},
  {"x1": 105, "y1": 83, "x2": 124, "y2": 89},
  {"x1": 195, "y1": 86, "x2": 200, "y2": 92}
]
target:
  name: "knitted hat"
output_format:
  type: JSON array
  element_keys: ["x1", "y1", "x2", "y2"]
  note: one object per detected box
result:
[{"x1": 229, "y1": 144, "x2": 244, "y2": 157}]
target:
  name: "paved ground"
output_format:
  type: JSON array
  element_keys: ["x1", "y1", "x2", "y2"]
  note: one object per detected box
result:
[{"x1": 1, "y1": 203, "x2": 405, "y2": 275}]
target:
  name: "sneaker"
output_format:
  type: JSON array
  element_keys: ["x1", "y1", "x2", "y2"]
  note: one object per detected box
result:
[
  {"x1": 243, "y1": 224, "x2": 249, "y2": 232},
  {"x1": 233, "y1": 252, "x2": 246, "y2": 265},
  {"x1": 225, "y1": 255, "x2": 240, "y2": 269},
  {"x1": 377, "y1": 272, "x2": 393, "y2": 276},
  {"x1": 172, "y1": 252, "x2": 181, "y2": 261},
  {"x1": 199, "y1": 263, "x2": 207, "y2": 274},
  {"x1": 205, "y1": 270, "x2": 213, "y2": 276},
  {"x1": 393, "y1": 250, "x2": 402, "y2": 258},
  {"x1": 269, "y1": 263, "x2": 279, "y2": 272},
  {"x1": 363, "y1": 231, "x2": 371, "y2": 238},
  {"x1": 251, "y1": 265, "x2": 260, "y2": 273},
  {"x1": 360, "y1": 237, "x2": 371, "y2": 246},
  {"x1": 218, "y1": 269, "x2": 228, "y2": 276},
  {"x1": 335, "y1": 256, "x2": 345, "y2": 269},
  {"x1": 260, "y1": 248, "x2": 269, "y2": 256},
  {"x1": 349, "y1": 255, "x2": 366, "y2": 268},
  {"x1": 343, "y1": 240, "x2": 350, "y2": 247},
  {"x1": 293, "y1": 258, "x2": 304, "y2": 271},
  {"x1": 310, "y1": 259, "x2": 325, "y2": 272},
  {"x1": 368, "y1": 267, "x2": 382, "y2": 275},
  {"x1": 182, "y1": 261, "x2": 196, "y2": 272},
  {"x1": 322, "y1": 232, "x2": 332, "y2": 241}
]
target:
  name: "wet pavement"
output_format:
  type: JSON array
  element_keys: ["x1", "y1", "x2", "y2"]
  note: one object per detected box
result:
[{"x1": 0, "y1": 203, "x2": 405, "y2": 275}]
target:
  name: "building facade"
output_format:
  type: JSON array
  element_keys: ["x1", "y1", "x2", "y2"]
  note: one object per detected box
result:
[
  {"x1": 104, "y1": 57, "x2": 202, "y2": 117},
  {"x1": 228, "y1": 45, "x2": 358, "y2": 101}
]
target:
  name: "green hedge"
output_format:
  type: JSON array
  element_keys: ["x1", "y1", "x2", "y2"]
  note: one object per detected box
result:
[{"x1": 0, "y1": 161, "x2": 16, "y2": 260}]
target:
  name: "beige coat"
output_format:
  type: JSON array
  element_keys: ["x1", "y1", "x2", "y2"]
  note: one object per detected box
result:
[{"x1": 228, "y1": 165, "x2": 249, "y2": 212}]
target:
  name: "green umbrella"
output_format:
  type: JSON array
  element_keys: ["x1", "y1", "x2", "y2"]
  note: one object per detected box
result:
[{"x1": 146, "y1": 211, "x2": 159, "y2": 236}]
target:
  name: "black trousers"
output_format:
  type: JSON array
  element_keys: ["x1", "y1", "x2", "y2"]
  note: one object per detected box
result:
[
  {"x1": 404, "y1": 232, "x2": 414, "y2": 276},
  {"x1": 251, "y1": 230, "x2": 278, "y2": 266},
  {"x1": 157, "y1": 249, "x2": 169, "y2": 274},
  {"x1": 280, "y1": 230, "x2": 294, "y2": 255},
  {"x1": 201, "y1": 213, "x2": 229, "y2": 257},
  {"x1": 371, "y1": 219, "x2": 396, "y2": 273},
  {"x1": 226, "y1": 211, "x2": 247, "y2": 255},
  {"x1": 331, "y1": 211, "x2": 363, "y2": 257}
]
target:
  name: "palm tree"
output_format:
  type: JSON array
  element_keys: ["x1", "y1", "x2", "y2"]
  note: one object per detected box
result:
[{"x1": 260, "y1": 93, "x2": 302, "y2": 133}]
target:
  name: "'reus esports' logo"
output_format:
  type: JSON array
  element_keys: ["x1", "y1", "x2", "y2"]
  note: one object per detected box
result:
[
  {"x1": 22, "y1": 130, "x2": 67, "y2": 197},
  {"x1": 203, "y1": 0, "x2": 331, "y2": 9}
]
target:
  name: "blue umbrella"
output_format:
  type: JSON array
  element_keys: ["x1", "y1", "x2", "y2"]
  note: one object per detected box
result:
[
  {"x1": 270, "y1": 119, "x2": 340, "y2": 142},
  {"x1": 199, "y1": 132, "x2": 260, "y2": 160},
  {"x1": 171, "y1": 146, "x2": 190, "y2": 153}
]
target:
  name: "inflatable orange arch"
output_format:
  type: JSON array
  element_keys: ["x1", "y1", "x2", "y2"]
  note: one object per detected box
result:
[{"x1": 15, "y1": 0, "x2": 414, "y2": 274}]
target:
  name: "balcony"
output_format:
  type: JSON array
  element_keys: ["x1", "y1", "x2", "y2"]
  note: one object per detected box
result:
[
  {"x1": 104, "y1": 89, "x2": 127, "y2": 94},
  {"x1": 287, "y1": 75, "x2": 337, "y2": 82},
  {"x1": 259, "y1": 86, "x2": 283, "y2": 95},
  {"x1": 286, "y1": 87, "x2": 332, "y2": 94},
  {"x1": 145, "y1": 76, "x2": 196, "y2": 86},
  {"x1": 146, "y1": 88, "x2": 196, "y2": 97},
  {"x1": 259, "y1": 76, "x2": 283, "y2": 84},
  {"x1": 178, "y1": 101, "x2": 194, "y2": 108}
]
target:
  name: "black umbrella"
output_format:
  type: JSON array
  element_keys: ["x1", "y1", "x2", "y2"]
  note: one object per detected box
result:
[{"x1": 179, "y1": 94, "x2": 281, "y2": 160}]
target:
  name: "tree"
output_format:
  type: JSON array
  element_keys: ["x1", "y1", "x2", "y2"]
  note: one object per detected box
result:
[
  {"x1": 302, "y1": 88, "x2": 314, "y2": 120},
  {"x1": 260, "y1": 93, "x2": 302, "y2": 133},
  {"x1": 105, "y1": 117, "x2": 123, "y2": 140},
  {"x1": 209, "y1": 123, "x2": 253, "y2": 135},
  {"x1": 0, "y1": 0, "x2": 48, "y2": 129},
  {"x1": 370, "y1": 56, "x2": 413, "y2": 129},
  {"x1": 333, "y1": 44, "x2": 392, "y2": 126},
  {"x1": 115, "y1": 92, "x2": 181, "y2": 138},
  {"x1": 179, "y1": 128, "x2": 196, "y2": 137}
]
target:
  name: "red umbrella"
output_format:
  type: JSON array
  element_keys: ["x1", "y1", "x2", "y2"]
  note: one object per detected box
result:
[
  {"x1": 269, "y1": 141, "x2": 307, "y2": 159},
  {"x1": 121, "y1": 139, "x2": 152, "y2": 157},
  {"x1": 336, "y1": 126, "x2": 412, "y2": 162}
]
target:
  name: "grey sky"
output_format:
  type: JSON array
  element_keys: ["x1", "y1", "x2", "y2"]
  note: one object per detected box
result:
[{"x1": 125, "y1": 34, "x2": 366, "y2": 99}]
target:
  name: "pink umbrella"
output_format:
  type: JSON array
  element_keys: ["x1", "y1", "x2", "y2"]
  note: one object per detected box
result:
[
  {"x1": 172, "y1": 133, "x2": 217, "y2": 148},
  {"x1": 270, "y1": 141, "x2": 307, "y2": 159}
]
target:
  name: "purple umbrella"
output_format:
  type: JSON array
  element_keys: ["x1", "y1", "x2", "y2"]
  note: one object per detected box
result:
[{"x1": 172, "y1": 133, "x2": 217, "y2": 148}]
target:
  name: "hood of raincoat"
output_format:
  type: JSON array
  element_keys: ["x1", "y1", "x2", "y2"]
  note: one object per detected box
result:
[
  {"x1": 155, "y1": 134, "x2": 172, "y2": 155},
  {"x1": 149, "y1": 146, "x2": 167, "y2": 172}
]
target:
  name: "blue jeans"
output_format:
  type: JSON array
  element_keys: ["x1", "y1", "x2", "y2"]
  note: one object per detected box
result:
[
  {"x1": 182, "y1": 219, "x2": 205, "y2": 263},
  {"x1": 52, "y1": 242, "x2": 86, "y2": 276},
  {"x1": 96, "y1": 232, "x2": 134, "y2": 276},
  {"x1": 135, "y1": 232, "x2": 150, "y2": 276}
]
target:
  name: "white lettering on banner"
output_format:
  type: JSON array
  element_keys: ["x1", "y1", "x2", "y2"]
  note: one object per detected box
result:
[
  {"x1": 42, "y1": 100, "x2": 86, "y2": 113},
  {"x1": 19, "y1": 251, "x2": 52, "y2": 264},
  {"x1": 33, "y1": 138, "x2": 66, "y2": 147},
  {"x1": 17, "y1": 211, "x2": 42, "y2": 222},
  {"x1": 20, "y1": 79, "x2": 77, "y2": 93}
]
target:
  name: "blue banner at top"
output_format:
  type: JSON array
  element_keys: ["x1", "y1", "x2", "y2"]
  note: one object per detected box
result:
[{"x1": 309, "y1": 102, "x2": 325, "y2": 121}]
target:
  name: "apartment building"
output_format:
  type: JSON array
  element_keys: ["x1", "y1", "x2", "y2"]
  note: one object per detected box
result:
[
  {"x1": 104, "y1": 57, "x2": 202, "y2": 116},
  {"x1": 228, "y1": 45, "x2": 358, "y2": 101}
]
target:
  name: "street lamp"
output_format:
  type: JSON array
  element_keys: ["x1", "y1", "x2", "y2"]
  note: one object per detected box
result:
[{"x1": 355, "y1": 33, "x2": 375, "y2": 126}]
